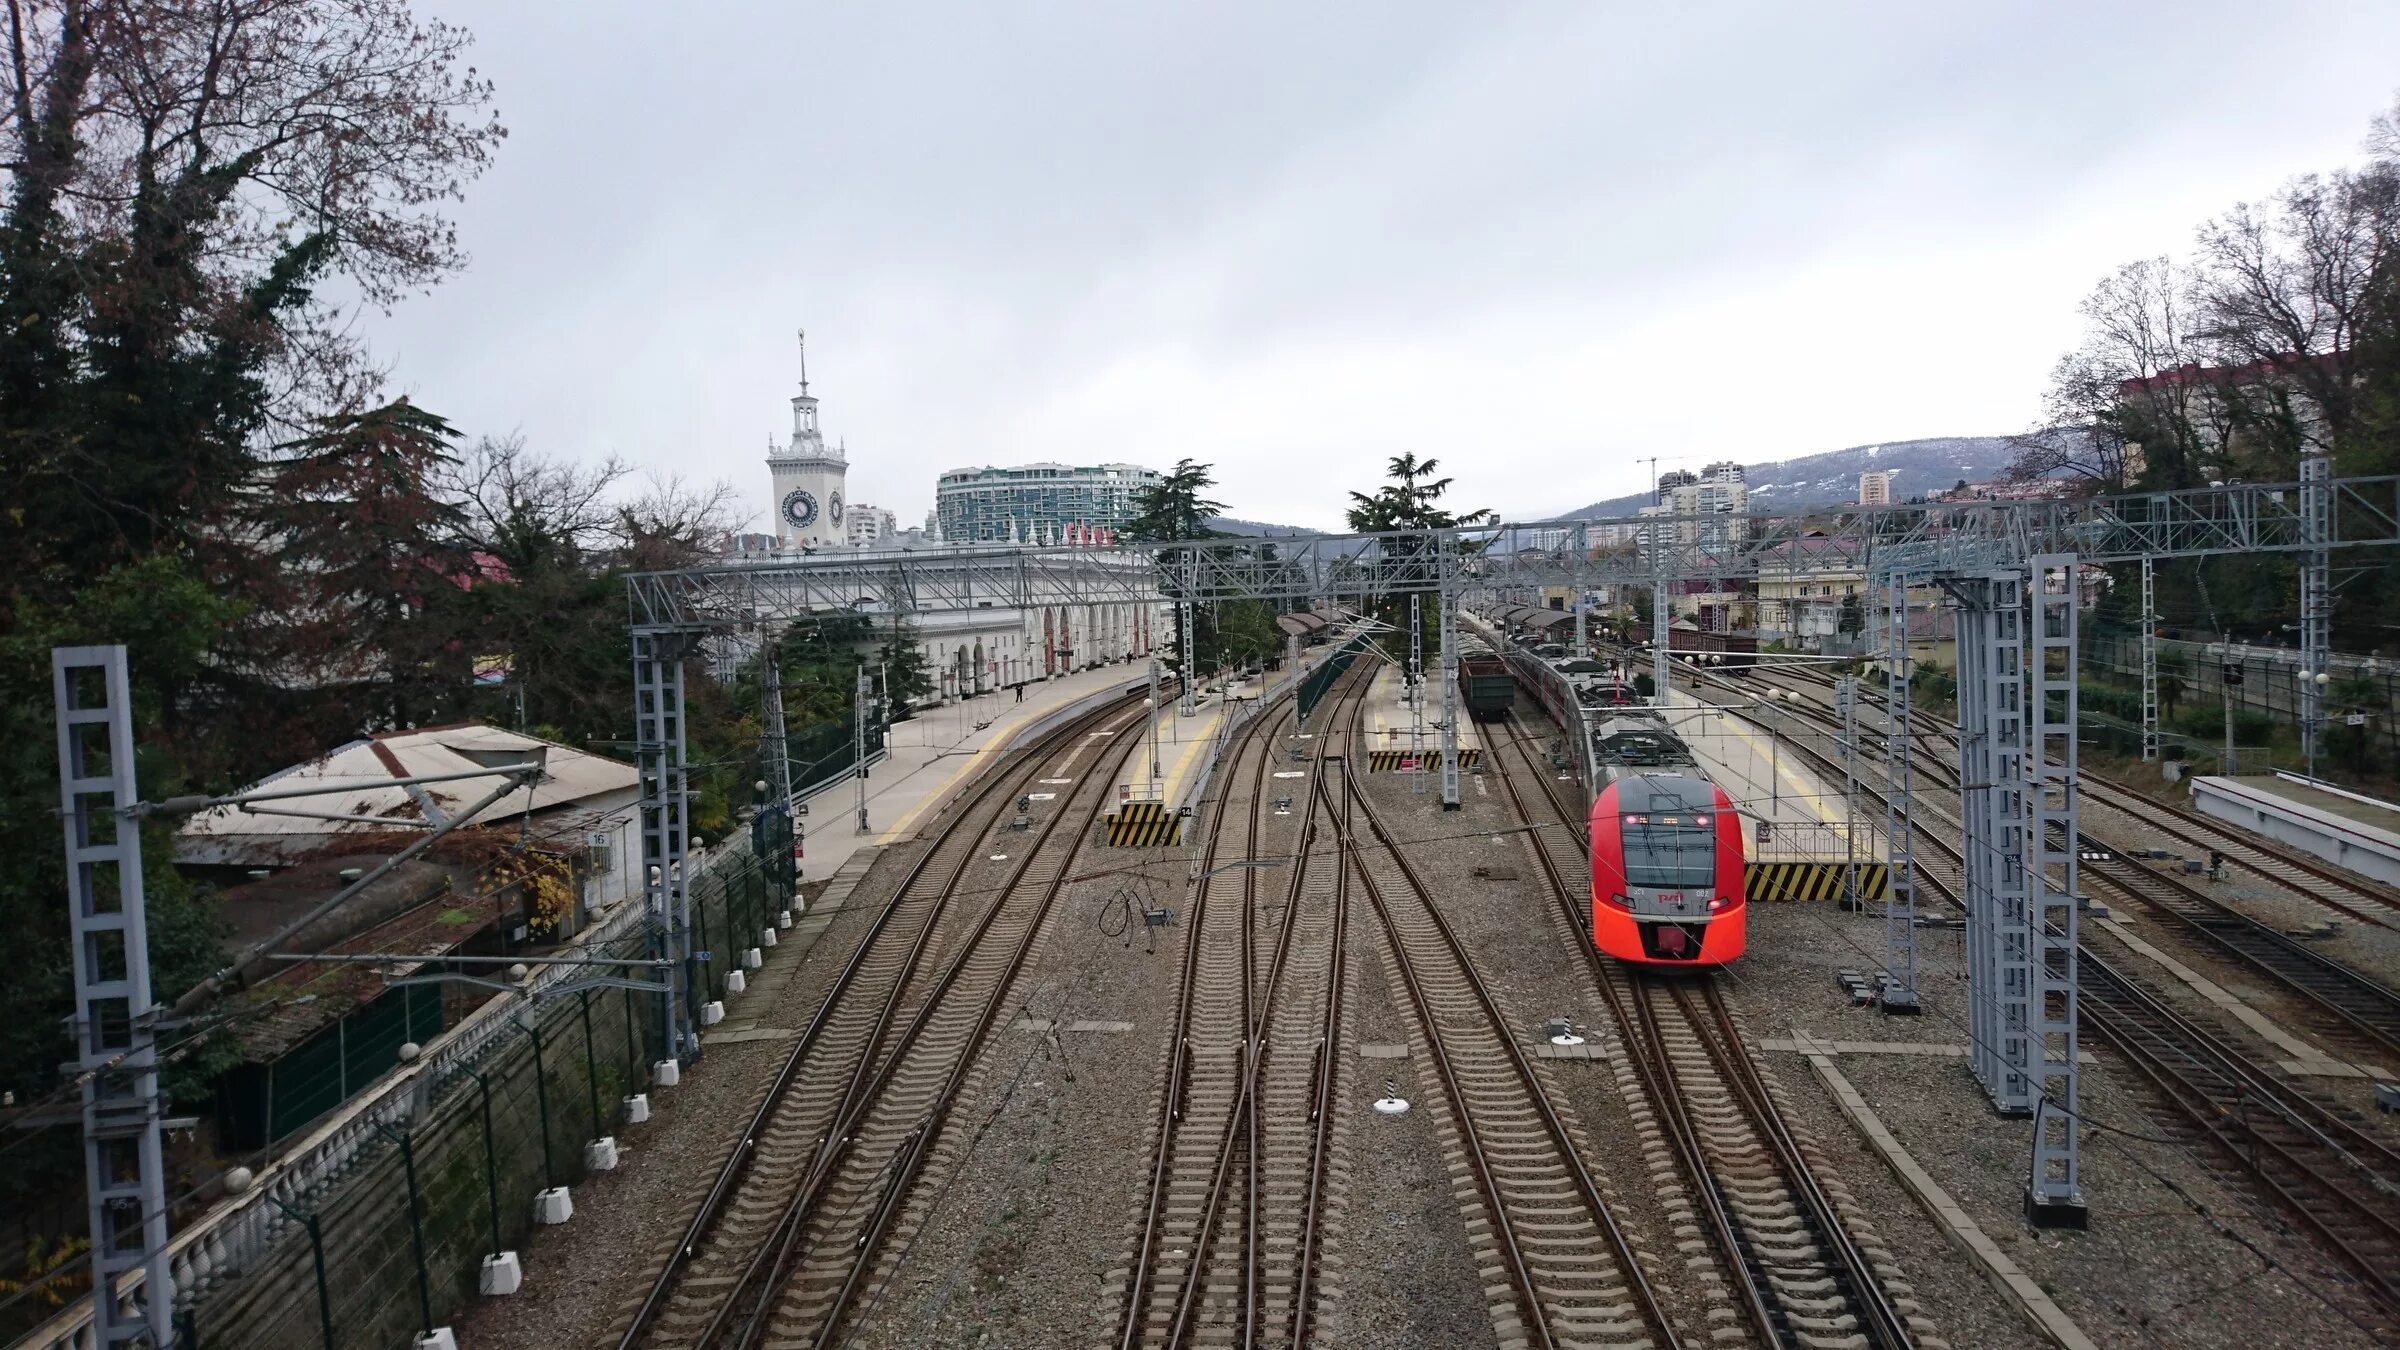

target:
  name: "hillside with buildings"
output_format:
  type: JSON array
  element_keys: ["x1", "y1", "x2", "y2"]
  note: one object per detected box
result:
[{"x1": 1561, "y1": 435, "x2": 2018, "y2": 519}]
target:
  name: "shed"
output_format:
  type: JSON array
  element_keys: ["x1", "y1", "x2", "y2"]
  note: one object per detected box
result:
[{"x1": 178, "y1": 723, "x2": 643, "y2": 917}]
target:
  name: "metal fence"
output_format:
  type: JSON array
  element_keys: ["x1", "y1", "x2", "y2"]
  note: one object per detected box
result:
[
  {"x1": 2083, "y1": 628, "x2": 2395, "y2": 769},
  {"x1": 28, "y1": 828, "x2": 781, "y2": 1350}
]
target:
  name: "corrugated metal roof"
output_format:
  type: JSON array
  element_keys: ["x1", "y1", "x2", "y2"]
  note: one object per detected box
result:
[{"x1": 178, "y1": 724, "x2": 637, "y2": 867}]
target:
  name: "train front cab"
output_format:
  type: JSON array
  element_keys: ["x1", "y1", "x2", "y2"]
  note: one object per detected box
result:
[{"x1": 1588, "y1": 775, "x2": 1747, "y2": 966}]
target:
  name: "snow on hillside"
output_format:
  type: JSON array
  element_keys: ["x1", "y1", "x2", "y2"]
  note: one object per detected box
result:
[{"x1": 1559, "y1": 435, "x2": 2018, "y2": 519}]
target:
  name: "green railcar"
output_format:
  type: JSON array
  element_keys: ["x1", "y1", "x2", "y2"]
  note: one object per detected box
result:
[{"x1": 1460, "y1": 654, "x2": 1516, "y2": 721}]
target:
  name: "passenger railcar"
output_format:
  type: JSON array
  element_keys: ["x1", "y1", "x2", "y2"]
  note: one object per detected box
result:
[{"x1": 1587, "y1": 769, "x2": 1747, "y2": 966}]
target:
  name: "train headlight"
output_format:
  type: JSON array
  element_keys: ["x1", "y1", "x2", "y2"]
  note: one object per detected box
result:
[
  {"x1": 1606, "y1": 893, "x2": 1633, "y2": 911},
  {"x1": 1708, "y1": 896, "x2": 1731, "y2": 911}
]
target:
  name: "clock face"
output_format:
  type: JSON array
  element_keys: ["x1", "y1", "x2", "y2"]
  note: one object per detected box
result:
[
  {"x1": 781, "y1": 488, "x2": 819, "y2": 528},
  {"x1": 829, "y1": 492, "x2": 844, "y2": 525}
]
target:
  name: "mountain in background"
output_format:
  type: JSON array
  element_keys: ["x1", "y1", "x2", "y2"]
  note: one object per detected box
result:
[
  {"x1": 1558, "y1": 435, "x2": 2020, "y2": 518},
  {"x1": 1205, "y1": 515, "x2": 1325, "y2": 538},
  {"x1": 1196, "y1": 434, "x2": 2024, "y2": 537}
]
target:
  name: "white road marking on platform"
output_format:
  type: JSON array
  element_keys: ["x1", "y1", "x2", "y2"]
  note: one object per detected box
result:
[
  {"x1": 1274, "y1": 771, "x2": 1307, "y2": 779},
  {"x1": 1028, "y1": 793, "x2": 1057, "y2": 801},
  {"x1": 1040, "y1": 777, "x2": 1074, "y2": 785}
]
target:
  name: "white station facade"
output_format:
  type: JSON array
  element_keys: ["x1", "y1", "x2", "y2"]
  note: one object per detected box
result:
[{"x1": 747, "y1": 337, "x2": 1166, "y2": 702}]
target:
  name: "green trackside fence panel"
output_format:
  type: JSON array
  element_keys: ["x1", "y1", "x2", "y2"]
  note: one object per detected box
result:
[
  {"x1": 782, "y1": 717, "x2": 886, "y2": 799},
  {"x1": 1299, "y1": 634, "x2": 1370, "y2": 723},
  {"x1": 263, "y1": 982, "x2": 446, "y2": 1142}
]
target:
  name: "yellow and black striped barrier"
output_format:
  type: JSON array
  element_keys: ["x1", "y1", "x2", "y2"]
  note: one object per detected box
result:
[
  {"x1": 1106, "y1": 800, "x2": 1184, "y2": 847},
  {"x1": 1744, "y1": 861, "x2": 1888, "y2": 902},
  {"x1": 1368, "y1": 748, "x2": 1483, "y2": 772}
]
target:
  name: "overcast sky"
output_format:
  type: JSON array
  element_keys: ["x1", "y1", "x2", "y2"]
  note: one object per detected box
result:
[{"x1": 363, "y1": 3, "x2": 2400, "y2": 531}]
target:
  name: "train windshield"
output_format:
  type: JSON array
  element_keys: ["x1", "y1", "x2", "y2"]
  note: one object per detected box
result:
[{"x1": 1618, "y1": 813, "x2": 1717, "y2": 889}]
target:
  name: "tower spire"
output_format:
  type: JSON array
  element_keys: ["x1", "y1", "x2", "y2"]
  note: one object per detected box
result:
[{"x1": 797, "y1": 328, "x2": 809, "y2": 397}]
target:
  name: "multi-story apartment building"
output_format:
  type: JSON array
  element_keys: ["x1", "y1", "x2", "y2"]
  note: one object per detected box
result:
[
  {"x1": 1858, "y1": 469, "x2": 1892, "y2": 506},
  {"x1": 935, "y1": 462, "x2": 1163, "y2": 543},
  {"x1": 845, "y1": 503, "x2": 901, "y2": 548}
]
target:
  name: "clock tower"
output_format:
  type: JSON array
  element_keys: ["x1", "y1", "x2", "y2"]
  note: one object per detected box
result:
[{"x1": 767, "y1": 330, "x2": 850, "y2": 550}]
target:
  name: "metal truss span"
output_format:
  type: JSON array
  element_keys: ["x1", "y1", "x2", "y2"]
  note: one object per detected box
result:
[{"x1": 626, "y1": 475, "x2": 2400, "y2": 626}]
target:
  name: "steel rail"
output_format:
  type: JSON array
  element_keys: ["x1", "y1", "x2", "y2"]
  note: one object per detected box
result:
[
  {"x1": 1488, "y1": 717, "x2": 1782, "y2": 1346},
  {"x1": 796, "y1": 714, "x2": 1159, "y2": 1348},
  {"x1": 1493, "y1": 711, "x2": 1911, "y2": 1349},
  {"x1": 2076, "y1": 951, "x2": 2400, "y2": 1324},
  {"x1": 1766, "y1": 662, "x2": 2400, "y2": 931},
  {"x1": 1125, "y1": 662, "x2": 1371, "y2": 1349},
  {"x1": 1736, "y1": 676, "x2": 2400, "y2": 1327},
  {"x1": 1336, "y1": 712, "x2": 1681, "y2": 1350},
  {"x1": 1144, "y1": 685, "x2": 1280, "y2": 1348},
  {"x1": 730, "y1": 710, "x2": 1157, "y2": 1349},
  {"x1": 1116, "y1": 689, "x2": 1278, "y2": 1350},
  {"x1": 1737, "y1": 676, "x2": 2400, "y2": 1070},
  {"x1": 616, "y1": 689, "x2": 1151, "y2": 1349},
  {"x1": 1680, "y1": 979, "x2": 1917, "y2": 1350}
]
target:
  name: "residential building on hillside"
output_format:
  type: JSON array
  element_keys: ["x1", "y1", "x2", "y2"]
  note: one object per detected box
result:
[
  {"x1": 1858, "y1": 470, "x2": 1891, "y2": 505},
  {"x1": 935, "y1": 462, "x2": 1163, "y2": 543},
  {"x1": 2115, "y1": 354, "x2": 2338, "y2": 485},
  {"x1": 1664, "y1": 460, "x2": 1750, "y2": 549}
]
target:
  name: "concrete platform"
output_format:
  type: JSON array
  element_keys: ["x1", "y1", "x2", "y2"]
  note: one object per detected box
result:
[
  {"x1": 793, "y1": 662, "x2": 1155, "y2": 883},
  {"x1": 1363, "y1": 661, "x2": 1480, "y2": 760},
  {"x1": 1662, "y1": 691, "x2": 1857, "y2": 852},
  {"x1": 1115, "y1": 671, "x2": 1272, "y2": 811},
  {"x1": 2190, "y1": 774, "x2": 2400, "y2": 887}
]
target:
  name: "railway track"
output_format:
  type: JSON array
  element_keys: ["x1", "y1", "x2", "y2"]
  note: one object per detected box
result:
[
  {"x1": 616, "y1": 692, "x2": 1154, "y2": 1350},
  {"x1": 1488, "y1": 715, "x2": 1925, "y2": 1350},
  {"x1": 1736, "y1": 677, "x2": 2400, "y2": 1071},
  {"x1": 1712, "y1": 681, "x2": 2400, "y2": 1331},
  {"x1": 1114, "y1": 666, "x2": 1359, "y2": 1348},
  {"x1": 1336, "y1": 704, "x2": 1679, "y2": 1350},
  {"x1": 2071, "y1": 848, "x2": 2400, "y2": 1068},
  {"x1": 1764, "y1": 663, "x2": 2400, "y2": 931}
]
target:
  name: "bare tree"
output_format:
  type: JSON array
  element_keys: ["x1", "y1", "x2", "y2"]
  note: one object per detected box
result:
[
  {"x1": 2014, "y1": 257, "x2": 2228, "y2": 487},
  {"x1": 614, "y1": 471, "x2": 749, "y2": 570},
  {"x1": 2189, "y1": 166, "x2": 2397, "y2": 458},
  {"x1": 447, "y1": 432, "x2": 629, "y2": 568},
  {"x1": 2369, "y1": 93, "x2": 2400, "y2": 165},
  {"x1": 2, "y1": 0, "x2": 506, "y2": 421}
]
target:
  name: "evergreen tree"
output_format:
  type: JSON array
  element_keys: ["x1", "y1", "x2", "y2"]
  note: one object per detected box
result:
[
  {"x1": 1124, "y1": 459, "x2": 1227, "y2": 677},
  {"x1": 261, "y1": 399, "x2": 476, "y2": 733}
]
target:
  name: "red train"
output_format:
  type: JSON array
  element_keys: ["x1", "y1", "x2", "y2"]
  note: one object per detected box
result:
[{"x1": 1587, "y1": 769, "x2": 1747, "y2": 966}]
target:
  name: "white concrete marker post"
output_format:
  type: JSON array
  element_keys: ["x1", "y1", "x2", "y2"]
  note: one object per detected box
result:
[
  {"x1": 480, "y1": 1251, "x2": 523, "y2": 1297},
  {"x1": 533, "y1": 1187, "x2": 573, "y2": 1225}
]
